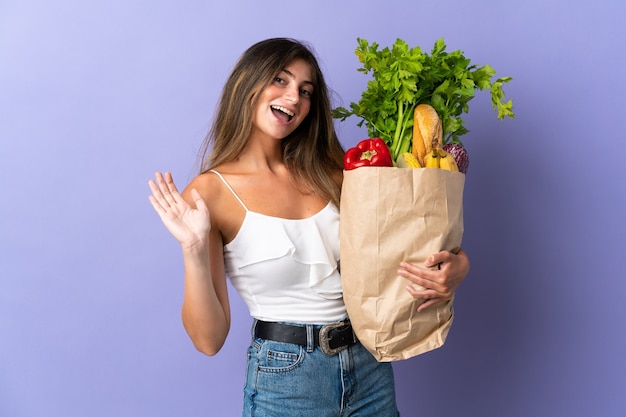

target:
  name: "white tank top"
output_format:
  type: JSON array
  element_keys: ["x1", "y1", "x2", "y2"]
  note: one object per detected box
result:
[{"x1": 212, "y1": 170, "x2": 347, "y2": 324}]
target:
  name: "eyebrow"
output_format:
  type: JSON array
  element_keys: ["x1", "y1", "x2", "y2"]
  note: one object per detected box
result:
[{"x1": 281, "y1": 68, "x2": 314, "y2": 87}]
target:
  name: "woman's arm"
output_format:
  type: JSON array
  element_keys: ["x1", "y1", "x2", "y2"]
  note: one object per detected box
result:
[
  {"x1": 398, "y1": 248, "x2": 470, "y2": 312},
  {"x1": 179, "y1": 227, "x2": 230, "y2": 356},
  {"x1": 149, "y1": 172, "x2": 231, "y2": 355}
]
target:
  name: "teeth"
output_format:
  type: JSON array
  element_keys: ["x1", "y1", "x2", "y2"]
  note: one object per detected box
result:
[{"x1": 270, "y1": 105, "x2": 294, "y2": 117}]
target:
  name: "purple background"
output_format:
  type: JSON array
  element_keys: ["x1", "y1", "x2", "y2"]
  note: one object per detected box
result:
[{"x1": 1, "y1": 1, "x2": 625, "y2": 416}]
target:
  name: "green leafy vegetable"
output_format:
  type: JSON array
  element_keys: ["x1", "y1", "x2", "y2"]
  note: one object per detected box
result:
[{"x1": 333, "y1": 38, "x2": 515, "y2": 160}]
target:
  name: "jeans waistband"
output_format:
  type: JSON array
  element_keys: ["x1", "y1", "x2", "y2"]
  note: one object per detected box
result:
[{"x1": 253, "y1": 319, "x2": 356, "y2": 356}]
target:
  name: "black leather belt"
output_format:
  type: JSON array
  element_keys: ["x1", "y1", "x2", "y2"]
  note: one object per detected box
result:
[{"x1": 253, "y1": 319, "x2": 357, "y2": 356}]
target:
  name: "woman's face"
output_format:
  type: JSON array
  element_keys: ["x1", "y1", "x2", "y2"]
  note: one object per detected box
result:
[{"x1": 251, "y1": 58, "x2": 314, "y2": 141}]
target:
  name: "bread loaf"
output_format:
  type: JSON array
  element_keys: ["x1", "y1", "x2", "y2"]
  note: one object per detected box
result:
[{"x1": 412, "y1": 104, "x2": 443, "y2": 165}]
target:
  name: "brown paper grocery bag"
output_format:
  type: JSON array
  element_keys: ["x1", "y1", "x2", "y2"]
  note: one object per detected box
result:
[{"x1": 340, "y1": 167, "x2": 464, "y2": 362}]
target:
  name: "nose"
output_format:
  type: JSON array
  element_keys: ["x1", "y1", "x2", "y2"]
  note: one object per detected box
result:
[{"x1": 285, "y1": 85, "x2": 299, "y2": 103}]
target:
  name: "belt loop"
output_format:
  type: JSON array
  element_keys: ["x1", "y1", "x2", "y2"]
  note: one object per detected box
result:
[
  {"x1": 305, "y1": 324, "x2": 314, "y2": 352},
  {"x1": 252, "y1": 319, "x2": 258, "y2": 338}
]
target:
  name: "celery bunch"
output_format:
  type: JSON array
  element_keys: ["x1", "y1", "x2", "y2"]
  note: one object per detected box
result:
[{"x1": 333, "y1": 38, "x2": 515, "y2": 161}]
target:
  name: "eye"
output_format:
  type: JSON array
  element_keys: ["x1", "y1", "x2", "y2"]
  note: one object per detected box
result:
[
  {"x1": 273, "y1": 76, "x2": 285, "y2": 85},
  {"x1": 299, "y1": 88, "x2": 313, "y2": 97}
]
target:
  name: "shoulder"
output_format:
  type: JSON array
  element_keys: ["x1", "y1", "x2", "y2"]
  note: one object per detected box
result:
[
  {"x1": 332, "y1": 169, "x2": 344, "y2": 188},
  {"x1": 182, "y1": 169, "x2": 247, "y2": 243},
  {"x1": 181, "y1": 170, "x2": 237, "y2": 217},
  {"x1": 182, "y1": 171, "x2": 223, "y2": 202}
]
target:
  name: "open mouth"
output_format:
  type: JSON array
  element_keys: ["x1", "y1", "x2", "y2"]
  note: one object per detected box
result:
[{"x1": 270, "y1": 105, "x2": 295, "y2": 122}]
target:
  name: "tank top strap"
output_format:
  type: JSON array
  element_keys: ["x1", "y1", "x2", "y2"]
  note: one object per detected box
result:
[{"x1": 209, "y1": 170, "x2": 249, "y2": 211}]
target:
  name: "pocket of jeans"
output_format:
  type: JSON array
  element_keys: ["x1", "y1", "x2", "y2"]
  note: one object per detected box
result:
[{"x1": 255, "y1": 339, "x2": 304, "y2": 373}]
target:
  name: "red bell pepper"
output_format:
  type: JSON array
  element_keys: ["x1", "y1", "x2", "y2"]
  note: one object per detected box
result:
[{"x1": 343, "y1": 138, "x2": 394, "y2": 170}]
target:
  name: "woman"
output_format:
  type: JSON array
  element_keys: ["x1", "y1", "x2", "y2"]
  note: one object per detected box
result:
[{"x1": 148, "y1": 38, "x2": 469, "y2": 417}]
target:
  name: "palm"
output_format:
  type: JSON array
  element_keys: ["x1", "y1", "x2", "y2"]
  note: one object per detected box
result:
[{"x1": 149, "y1": 172, "x2": 210, "y2": 247}]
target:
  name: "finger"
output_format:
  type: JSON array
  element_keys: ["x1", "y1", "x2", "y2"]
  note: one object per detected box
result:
[
  {"x1": 163, "y1": 171, "x2": 189, "y2": 207},
  {"x1": 424, "y1": 250, "x2": 457, "y2": 268},
  {"x1": 148, "y1": 179, "x2": 171, "y2": 209},
  {"x1": 189, "y1": 188, "x2": 208, "y2": 212},
  {"x1": 148, "y1": 194, "x2": 170, "y2": 219},
  {"x1": 417, "y1": 298, "x2": 444, "y2": 312},
  {"x1": 164, "y1": 171, "x2": 181, "y2": 196},
  {"x1": 402, "y1": 273, "x2": 450, "y2": 299},
  {"x1": 404, "y1": 284, "x2": 438, "y2": 299},
  {"x1": 404, "y1": 285, "x2": 445, "y2": 311},
  {"x1": 155, "y1": 172, "x2": 178, "y2": 206},
  {"x1": 154, "y1": 171, "x2": 165, "y2": 185},
  {"x1": 399, "y1": 263, "x2": 444, "y2": 288}
]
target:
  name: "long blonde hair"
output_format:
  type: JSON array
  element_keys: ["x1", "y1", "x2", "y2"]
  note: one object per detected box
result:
[{"x1": 197, "y1": 38, "x2": 345, "y2": 206}]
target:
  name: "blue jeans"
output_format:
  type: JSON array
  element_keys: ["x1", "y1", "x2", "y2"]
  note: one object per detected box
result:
[{"x1": 243, "y1": 323, "x2": 400, "y2": 417}]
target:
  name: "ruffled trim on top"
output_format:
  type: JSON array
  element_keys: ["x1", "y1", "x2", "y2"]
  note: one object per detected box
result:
[{"x1": 225, "y1": 203, "x2": 341, "y2": 299}]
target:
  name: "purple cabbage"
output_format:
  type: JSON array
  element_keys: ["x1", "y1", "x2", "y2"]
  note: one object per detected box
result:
[{"x1": 443, "y1": 143, "x2": 469, "y2": 174}]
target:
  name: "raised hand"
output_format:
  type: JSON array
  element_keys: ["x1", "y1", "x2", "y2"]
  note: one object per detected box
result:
[{"x1": 148, "y1": 172, "x2": 211, "y2": 249}]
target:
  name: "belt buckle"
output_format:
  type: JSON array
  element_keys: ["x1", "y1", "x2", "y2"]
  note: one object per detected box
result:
[{"x1": 319, "y1": 321, "x2": 350, "y2": 356}]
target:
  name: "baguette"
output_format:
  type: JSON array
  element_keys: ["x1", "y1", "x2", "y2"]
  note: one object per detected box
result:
[{"x1": 412, "y1": 104, "x2": 443, "y2": 164}]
